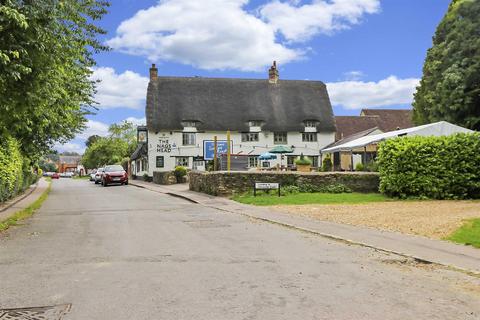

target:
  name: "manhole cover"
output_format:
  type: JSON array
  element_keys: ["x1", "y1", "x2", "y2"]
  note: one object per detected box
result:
[{"x1": 0, "y1": 304, "x2": 71, "y2": 320}]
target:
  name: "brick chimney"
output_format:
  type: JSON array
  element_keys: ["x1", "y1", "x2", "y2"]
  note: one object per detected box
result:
[
  {"x1": 149, "y1": 63, "x2": 158, "y2": 81},
  {"x1": 268, "y1": 61, "x2": 279, "y2": 84}
]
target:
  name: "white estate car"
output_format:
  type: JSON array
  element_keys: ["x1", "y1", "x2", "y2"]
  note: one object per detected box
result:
[
  {"x1": 89, "y1": 169, "x2": 97, "y2": 181},
  {"x1": 94, "y1": 168, "x2": 104, "y2": 184}
]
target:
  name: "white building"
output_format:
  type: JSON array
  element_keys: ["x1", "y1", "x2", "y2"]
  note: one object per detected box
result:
[{"x1": 131, "y1": 62, "x2": 336, "y2": 175}]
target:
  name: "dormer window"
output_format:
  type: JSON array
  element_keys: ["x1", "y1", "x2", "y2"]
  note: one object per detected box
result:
[
  {"x1": 304, "y1": 120, "x2": 317, "y2": 128},
  {"x1": 182, "y1": 121, "x2": 197, "y2": 128},
  {"x1": 248, "y1": 120, "x2": 263, "y2": 127}
]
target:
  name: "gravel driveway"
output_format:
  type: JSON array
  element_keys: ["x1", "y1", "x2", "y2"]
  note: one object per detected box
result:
[{"x1": 272, "y1": 200, "x2": 480, "y2": 239}]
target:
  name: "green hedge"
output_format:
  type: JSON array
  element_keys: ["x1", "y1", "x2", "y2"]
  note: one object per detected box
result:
[
  {"x1": 377, "y1": 133, "x2": 480, "y2": 199},
  {"x1": 0, "y1": 136, "x2": 38, "y2": 203}
]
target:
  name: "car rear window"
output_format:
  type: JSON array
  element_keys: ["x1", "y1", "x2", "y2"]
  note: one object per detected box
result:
[{"x1": 105, "y1": 165, "x2": 124, "y2": 172}]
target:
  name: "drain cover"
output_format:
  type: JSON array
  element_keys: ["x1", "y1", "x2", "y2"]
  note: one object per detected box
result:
[{"x1": 0, "y1": 304, "x2": 71, "y2": 320}]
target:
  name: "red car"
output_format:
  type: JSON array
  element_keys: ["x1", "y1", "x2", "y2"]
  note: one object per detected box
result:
[
  {"x1": 101, "y1": 165, "x2": 128, "y2": 187},
  {"x1": 52, "y1": 173, "x2": 60, "y2": 179}
]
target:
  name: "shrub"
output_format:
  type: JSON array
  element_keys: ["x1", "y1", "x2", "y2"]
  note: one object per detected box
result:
[
  {"x1": 355, "y1": 163, "x2": 365, "y2": 171},
  {"x1": 174, "y1": 166, "x2": 187, "y2": 182},
  {"x1": 142, "y1": 173, "x2": 152, "y2": 182},
  {"x1": 377, "y1": 133, "x2": 480, "y2": 199},
  {"x1": 295, "y1": 154, "x2": 312, "y2": 166},
  {"x1": 322, "y1": 154, "x2": 333, "y2": 171},
  {"x1": 0, "y1": 136, "x2": 37, "y2": 203},
  {"x1": 365, "y1": 160, "x2": 379, "y2": 172},
  {"x1": 280, "y1": 185, "x2": 300, "y2": 195}
]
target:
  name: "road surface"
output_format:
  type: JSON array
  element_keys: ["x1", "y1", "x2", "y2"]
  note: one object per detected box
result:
[{"x1": 0, "y1": 179, "x2": 479, "y2": 319}]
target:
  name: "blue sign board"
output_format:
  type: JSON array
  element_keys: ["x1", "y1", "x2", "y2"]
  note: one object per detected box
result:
[{"x1": 203, "y1": 140, "x2": 232, "y2": 160}]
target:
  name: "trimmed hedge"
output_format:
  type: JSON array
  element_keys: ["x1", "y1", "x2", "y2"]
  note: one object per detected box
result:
[
  {"x1": 0, "y1": 136, "x2": 38, "y2": 203},
  {"x1": 377, "y1": 133, "x2": 480, "y2": 199}
]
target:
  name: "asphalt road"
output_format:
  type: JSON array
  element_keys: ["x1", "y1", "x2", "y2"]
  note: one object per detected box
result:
[{"x1": 0, "y1": 179, "x2": 479, "y2": 319}]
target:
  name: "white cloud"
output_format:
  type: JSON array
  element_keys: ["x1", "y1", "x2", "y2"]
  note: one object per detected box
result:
[
  {"x1": 327, "y1": 76, "x2": 420, "y2": 109},
  {"x1": 260, "y1": 0, "x2": 380, "y2": 42},
  {"x1": 91, "y1": 67, "x2": 148, "y2": 109},
  {"x1": 342, "y1": 70, "x2": 365, "y2": 81},
  {"x1": 54, "y1": 142, "x2": 86, "y2": 155},
  {"x1": 77, "y1": 120, "x2": 110, "y2": 140},
  {"x1": 107, "y1": 0, "x2": 379, "y2": 71},
  {"x1": 125, "y1": 117, "x2": 146, "y2": 126}
]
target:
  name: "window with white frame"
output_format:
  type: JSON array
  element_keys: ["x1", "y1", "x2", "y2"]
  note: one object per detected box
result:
[
  {"x1": 248, "y1": 156, "x2": 259, "y2": 168},
  {"x1": 274, "y1": 132, "x2": 287, "y2": 144},
  {"x1": 241, "y1": 132, "x2": 259, "y2": 142},
  {"x1": 304, "y1": 120, "x2": 317, "y2": 128},
  {"x1": 302, "y1": 132, "x2": 317, "y2": 142},
  {"x1": 182, "y1": 132, "x2": 196, "y2": 145},
  {"x1": 176, "y1": 157, "x2": 189, "y2": 167}
]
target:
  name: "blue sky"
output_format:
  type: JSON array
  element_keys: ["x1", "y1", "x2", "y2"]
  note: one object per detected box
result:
[{"x1": 57, "y1": 0, "x2": 451, "y2": 153}]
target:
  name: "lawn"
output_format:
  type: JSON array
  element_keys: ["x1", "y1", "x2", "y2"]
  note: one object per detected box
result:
[
  {"x1": 232, "y1": 192, "x2": 389, "y2": 206},
  {"x1": 447, "y1": 218, "x2": 480, "y2": 248},
  {"x1": 72, "y1": 175, "x2": 91, "y2": 180}
]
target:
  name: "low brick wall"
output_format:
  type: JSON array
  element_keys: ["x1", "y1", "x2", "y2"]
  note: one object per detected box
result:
[{"x1": 189, "y1": 171, "x2": 380, "y2": 196}]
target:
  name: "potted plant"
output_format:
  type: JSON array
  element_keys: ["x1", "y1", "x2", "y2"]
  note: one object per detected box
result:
[{"x1": 295, "y1": 154, "x2": 312, "y2": 172}]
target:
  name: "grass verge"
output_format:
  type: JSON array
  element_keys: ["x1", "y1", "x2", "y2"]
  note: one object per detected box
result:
[
  {"x1": 447, "y1": 218, "x2": 480, "y2": 248},
  {"x1": 0, "y1": 180, "x2": 52, "y2": 232},
  {"x1": 232, "y1": 192, "x2": 389, "y2": 206}
]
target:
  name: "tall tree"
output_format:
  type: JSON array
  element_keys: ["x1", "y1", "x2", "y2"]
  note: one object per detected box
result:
[
  {"x1": 413, "y1": 0, "x2": 480, "y2": 130},
  {"x1": 0, "y1": 0, "x2": 109, "y2": 157}
]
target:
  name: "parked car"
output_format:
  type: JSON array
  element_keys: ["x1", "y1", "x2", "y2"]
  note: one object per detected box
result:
[
  {"x1": 101, "y1": 165, "x2": 128, "y2": 187},
  {"x1": 52, "y1": 173, "x2": 60, "y2": 179},
  {"x1": 89, "y1": 169, "x2": 97, "y2": 181},
  {"x1": 94, "y1": 168, "x2": 104, "y2": 184}
]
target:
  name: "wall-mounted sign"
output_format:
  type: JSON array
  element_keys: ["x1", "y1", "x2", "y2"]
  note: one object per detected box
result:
[
  {"x1": 137, "y1": 126, "x2": 148, "y2": 144},
  {"x1": 157, "y1": 138, "x2": 175, "y2": 153},
  {"x1": 203, "y1": 140, "x2": 232, "y2": 160}
]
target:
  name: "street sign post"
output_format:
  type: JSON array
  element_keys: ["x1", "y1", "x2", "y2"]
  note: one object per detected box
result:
[{"x1": 254, "y1": 182, "x2": 281, "y2": 197}]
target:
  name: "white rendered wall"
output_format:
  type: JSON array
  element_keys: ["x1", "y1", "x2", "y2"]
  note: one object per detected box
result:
[{"x1": 146, "y1": 130, "x2": 335, "y2": 174}]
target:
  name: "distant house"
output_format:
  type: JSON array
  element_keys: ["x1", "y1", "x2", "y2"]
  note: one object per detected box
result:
[
  {"x1": 57, "y1": 155, "x2": 83, "y2": 174},
  {"x1": 132, "y1": 62, "x2": 336, "y2": 175},
  {"x1": 330, "y1": 109, "x2": 414, "y2": 171}
]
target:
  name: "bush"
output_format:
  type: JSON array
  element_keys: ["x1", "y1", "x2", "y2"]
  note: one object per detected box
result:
[
  {"x1": 377, "y1": 133, "x2": 480, "y2": 199},
  {"x1": 322, "y1": 154, "x2": 333, "y2": 171},
  {"x1": 174, "y1": 166, "x2": 187, "y2": 182},
  {"x1": 365, "y1": 160, "x2": 378, "y2": 172},
  {"x1": 0, "y1": 136, "x2": 37, "y2": 203},
  {"x1": 355, "y1": 163, "x2": 365, "y2": 171},
  {"x1": 295, "y1": 154, "x2": 312, "y2": 166},
  {"x1": 280, "y1": 185, "x2": 300, "y2": 195},
  {"x1": 142, "y1": 173, "x2": 152, "y2": 182}
]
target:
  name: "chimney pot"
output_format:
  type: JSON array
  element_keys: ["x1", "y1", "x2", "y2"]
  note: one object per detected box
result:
[
  {"x1": 268, "y1": 60, "x2": 279, "y2": 84},
  {"x1": 149, "y1": 63, "x2": 158, "y2": 81}
]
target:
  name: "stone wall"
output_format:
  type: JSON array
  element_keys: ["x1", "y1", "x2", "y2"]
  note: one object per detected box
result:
[
  {"x1": 153, "y1": 171, "x2": 177, "y2": 185},
  {"x1": 189, "y1": 171, "x2": 380, "y2": 196}
]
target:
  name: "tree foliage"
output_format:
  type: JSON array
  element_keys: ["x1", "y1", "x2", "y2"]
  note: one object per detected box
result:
[
  {"x1": 0, "y1": 0, "x2": 109, "y2": 157},
  {"x1": 81, "y1": 121, "x2": 137, "y2": 169},
  {"x1": 413, "y1": 0, "x2": 480, "y2": 130}
]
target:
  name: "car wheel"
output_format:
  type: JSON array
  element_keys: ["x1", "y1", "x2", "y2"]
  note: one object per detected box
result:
[
  {"x1": 94, "y1": 180, "x2": 98, "y2": 184},
  {"x1": 124, "y1": 181, "x2": 128, "y2": 185},
  {"x1": 103, "y1": 180, "x2": 107, "y2": 187}
]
